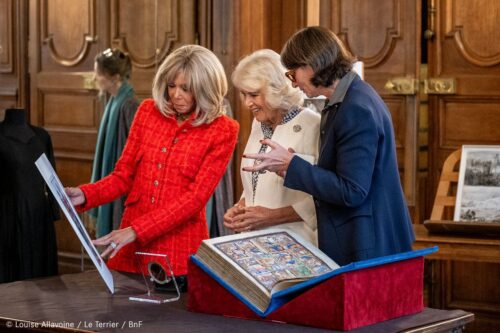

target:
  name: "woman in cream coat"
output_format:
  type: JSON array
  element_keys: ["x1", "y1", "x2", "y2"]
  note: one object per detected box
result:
[{"x1": 224, "y1": 49, "x2": 320, "y2": 245}]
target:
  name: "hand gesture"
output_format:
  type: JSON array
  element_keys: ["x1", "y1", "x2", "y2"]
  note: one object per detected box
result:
[
  {"x1": 64, "y1": 187, "x2": 86, "y2": 206},
  {"x1": 242, "y1": 139, "x2": 294, "y2": 175}
]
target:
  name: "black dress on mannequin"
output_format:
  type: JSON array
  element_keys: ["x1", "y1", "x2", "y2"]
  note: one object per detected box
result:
[{"x1": 0, "y1": 108, "x2": 59, "y2": 283}]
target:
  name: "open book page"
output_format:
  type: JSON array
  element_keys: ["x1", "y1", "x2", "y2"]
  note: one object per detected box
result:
[{"x1": 203, "y1": 229, "x2": 339, "y2": 295}]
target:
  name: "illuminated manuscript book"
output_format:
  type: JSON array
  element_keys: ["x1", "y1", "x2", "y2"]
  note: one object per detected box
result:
[
  {"x1": 193, "y1": 229, "x2": 339, "y2": 314},
  {"x1": 190, "y1": 229, "x2": 437, "y2": 330}
]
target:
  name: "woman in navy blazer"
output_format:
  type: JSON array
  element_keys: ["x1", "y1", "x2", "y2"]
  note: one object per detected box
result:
[{"x1": 243, "y1": 26, "x2": 415, "y2": 266}]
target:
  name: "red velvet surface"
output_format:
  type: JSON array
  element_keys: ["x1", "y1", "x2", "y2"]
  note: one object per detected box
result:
[{"x1": 187, "y1": 257, "x2": 424, "y2": 331}]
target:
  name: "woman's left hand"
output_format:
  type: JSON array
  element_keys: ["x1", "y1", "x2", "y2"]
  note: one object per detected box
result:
[
  {"x1": 229, "y1": 206, "x2": 275, "y2": 232},
  {"x1": 92, "y1": 227, "x2": 137, "y2": 259}
]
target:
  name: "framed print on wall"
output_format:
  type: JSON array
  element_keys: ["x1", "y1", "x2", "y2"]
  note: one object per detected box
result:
[{"x1": 454, "y1": 145, "x2": 500, "y2": 222}]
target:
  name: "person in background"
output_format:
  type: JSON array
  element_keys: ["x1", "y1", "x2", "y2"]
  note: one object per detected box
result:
[
  {"x1": 224, "y1": 49, "x2": 320, "y2": 245},
  {"x1": 91, "y1": 48, "x2": 139, "y2": 237},
  {"x1": 243, "y1": 26, "x2": 414, "y2": 266},
  {"x1": 65, "y1": 45, "x2": 239, "y2": 284}
]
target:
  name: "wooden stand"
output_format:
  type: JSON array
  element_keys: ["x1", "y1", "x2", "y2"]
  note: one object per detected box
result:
[
  {"x1": 424, "y1": 148, "x2": 500, "y2": 235},
  {"x1": 429, "y1": 149, "x2": 461, "y2": 221},
  {"x1": 414, "y1": 149, "x2": 500, "y2": 332}
]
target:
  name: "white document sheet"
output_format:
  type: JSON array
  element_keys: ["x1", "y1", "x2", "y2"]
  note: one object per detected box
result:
[{"x1": 35, "y1": 153, "x2": 114, "y2": 293}]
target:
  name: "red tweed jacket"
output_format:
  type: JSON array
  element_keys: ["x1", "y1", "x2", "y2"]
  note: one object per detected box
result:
[{"x1": 79, "y1": 99, "x2": 239, "y2": 275}]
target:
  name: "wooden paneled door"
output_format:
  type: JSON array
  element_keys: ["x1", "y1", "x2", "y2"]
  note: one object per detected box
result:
[
  {"x1": 227, "y1": 0, "x2": 312, "y2": 197},
  {"x1": 426, "y1": 0, "x2": 500, "y2": 331},
  {"x1": 427, "y1": 0, "x2": 500, "y2": 213},
  {"x1": 320, "y1": 0, "x2": 421, "y2": 218},
  {"x1": 0, "y1": 0, "x2": 28, "y2": 117},
  {"x1": 28, "y1": 0, "x2": 195, "y2": 273}
]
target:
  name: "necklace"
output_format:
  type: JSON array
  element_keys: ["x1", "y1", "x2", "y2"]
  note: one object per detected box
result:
[{"x1": 176, "y1": 112, "x2": 192, "y2": 122}]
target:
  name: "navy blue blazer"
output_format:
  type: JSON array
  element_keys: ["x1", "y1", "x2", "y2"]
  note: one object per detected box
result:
[{"x1": 285, "y1": 76, "x2": 415, "y2": 266}]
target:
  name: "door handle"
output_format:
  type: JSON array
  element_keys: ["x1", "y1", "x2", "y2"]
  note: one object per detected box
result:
[
  {"x1": 80, "y1": 72, "x2": 97, "y2": 90},
  {"x1": 423, "y1": 78, "x2": 456, "y2": 94},
  {"x1": 384, "y1": 77, "x2": 418, "y2": 95}
]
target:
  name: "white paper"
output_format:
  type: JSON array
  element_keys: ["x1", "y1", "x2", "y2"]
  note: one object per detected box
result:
[
  {"x1": 35, "y1": 153, "x2": 114, "y2": 293},
  {"x1": 353, "y1": 61, "x2": 364, "y2": 80},
  {"x1": 454, "y1": 145, "x2": 500, "y2": 221}
]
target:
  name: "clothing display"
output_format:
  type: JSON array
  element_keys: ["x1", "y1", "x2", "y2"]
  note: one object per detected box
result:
[
  {"x1": 78, "y1": 99, "x2": 239, "y2": 276},
  {"x1": 208, "y1": 99, "x2": 236, "y2": 237},
  {"x1": 240, "y1": 107, "x2": 320, "y2": 245},
  {"x1": 90, "y1": 81, "x2": 139, "y2": 237},
  {"x1": 0, "y1": 108, "x2": 59, "y2": 283}
]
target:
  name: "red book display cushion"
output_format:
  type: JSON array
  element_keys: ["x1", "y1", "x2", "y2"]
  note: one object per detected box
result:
[{"x1": 188, "y1": 256, "x2": 424, "y2": 331}]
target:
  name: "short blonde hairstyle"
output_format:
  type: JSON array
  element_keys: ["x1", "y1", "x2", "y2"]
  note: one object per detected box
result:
[
  {"x1": 232, "y1": 49, "x2": 304, "y2": 111},
  {"x1": 152, "y1": 45, "x2": 228, "y2": 126}
]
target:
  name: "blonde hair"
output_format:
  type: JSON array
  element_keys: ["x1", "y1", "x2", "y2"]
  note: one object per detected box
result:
[
  {"x1": 152, "y1": 45, "x2": 228, "y2": 126},
  {"x1": 232, "y1": 49, "x2": 304, "y2": 111}
]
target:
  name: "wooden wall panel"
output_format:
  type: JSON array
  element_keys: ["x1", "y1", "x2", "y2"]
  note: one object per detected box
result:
[
  {"x1": 442, "y1": 0, "x2": 499, "y2": 68},
  {"x1": 439, "y1": 100, "x2": 500, "y2": 147},
  {"x1": 340, "y1": 1, "x2": 404, "y2": 71},
  {"x1": 0, "y1": 0, "x2": 28, "y2": 113},
  {"x1": 43, "y1": 92, "x2": 98, "y2": 128},
  {"x1": 44, "y1": 0, "x2": 96, "y2": 67},
  {"x1": 446, "y1": 261, "x2": 500, "y2": 332},
  {"x1": 449, "y1": 262, "x2": 500, "y2": 310},
  {"x1": 112, "y1": 0, "x2": 176, "y2": 68},
  {"x1": 111, "y1": 0, "x2": 195, "y2": 98},
  {"x1": 427, "y1": 0, "x2": 500, "y2": 214},
  {"x1": 30, "y1": 0, "x2": 102, "y2": 272},
  {"x1": 229, "y1": 0, "x2": 308, "y2": 197},
  {"x1": 384, "y1": 97, "x2": 406, "y2": 169},
  {"x1": 40, "y1": 0, "x2": 97, "y2": 70},
  {"x1": 49, "y1": 130, "x2": 97, "y2": 158},
  {"x1": 321, "y1": 0, "x2": 420, "y2": 208},
  {"x1": 28, "y1": 0, "x2": 196, "y2": 273},
  {"x1": 424, "y1": 3, "x2": 500, "y2": 330},
  {"x1": 0, "y1": 91, "x2": 16, "y2": 120},
  {"x1": 0, "y1": 0, "x2": 13, "y2": 73}
]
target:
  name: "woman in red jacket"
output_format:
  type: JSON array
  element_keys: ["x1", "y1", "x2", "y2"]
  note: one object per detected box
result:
[{"x1": 65, "y1": 45, "x2": 239, "y2": 280}]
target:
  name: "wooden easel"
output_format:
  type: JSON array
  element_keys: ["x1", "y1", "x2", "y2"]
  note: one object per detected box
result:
[
  {"x1": 425, "y1": 148, "x2": 500, "y2": 234},
  {"x1": 429, "y1": 149, "x2": 461, "y2": 220}
]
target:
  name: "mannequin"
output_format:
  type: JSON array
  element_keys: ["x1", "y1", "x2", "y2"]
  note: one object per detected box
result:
[
  {"x1": 2, "y1": 108, "x2": 33, "y2": 141},
  {"x1": 0, "y1": 108, "x2": 59, "y2": 283},
  {"x1": 5, "y1": 108, "x2": 27, "y2": 123}
]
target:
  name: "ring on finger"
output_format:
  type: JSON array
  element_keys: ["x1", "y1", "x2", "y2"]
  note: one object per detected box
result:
[{"x1": 110, "y1": 242, "x2": 117, "y2": 249}]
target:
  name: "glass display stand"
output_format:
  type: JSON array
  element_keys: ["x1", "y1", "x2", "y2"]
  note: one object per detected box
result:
[{"x1": 128, "y1": 252, "x2": 180, "y2": 304}]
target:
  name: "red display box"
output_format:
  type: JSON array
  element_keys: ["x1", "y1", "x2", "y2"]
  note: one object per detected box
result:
[{"x1": 188, "y1": 249, "x2": 435, "y2": 331}]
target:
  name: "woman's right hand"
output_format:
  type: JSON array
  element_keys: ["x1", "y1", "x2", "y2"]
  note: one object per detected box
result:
[
  {"x1": 223, "y1": 202, "x2": 245, "y2": 230},
  {"x1": 65, "y1": 187, "x2": 86, "y2": 206}
]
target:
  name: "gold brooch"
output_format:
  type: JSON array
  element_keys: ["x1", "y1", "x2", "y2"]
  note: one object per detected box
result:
[{"x1": 293, "y1": 125, "x2": 302, "y2": 132}]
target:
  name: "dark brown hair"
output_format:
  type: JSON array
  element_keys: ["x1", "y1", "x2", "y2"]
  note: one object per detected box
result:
[
  {"x1": 281, "y1": 26, "x2": 355, "y2": 87},
  {"x1": 95, "y1": 48, "x2": 132, "y2": 80}
]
